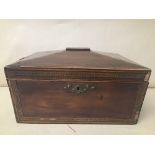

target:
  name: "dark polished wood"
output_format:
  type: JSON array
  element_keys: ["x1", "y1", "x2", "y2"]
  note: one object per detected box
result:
[{"x1": 5, "y1": 48, "x2": 151, "y2": 124}]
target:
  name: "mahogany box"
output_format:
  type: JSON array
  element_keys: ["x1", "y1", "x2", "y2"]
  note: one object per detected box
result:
[{"x1": 4, "y1": 48, "x2": 151, "y2": 124}]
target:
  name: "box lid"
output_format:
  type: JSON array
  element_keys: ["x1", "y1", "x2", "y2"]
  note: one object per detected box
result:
[{"x1": 6, "y1": 48, "x2": 150, "y2": 71}]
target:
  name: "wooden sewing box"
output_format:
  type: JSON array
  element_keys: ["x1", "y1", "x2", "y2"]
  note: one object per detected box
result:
[{"x1": 4, "y1": 48, "x2": 151, "y2": 124}]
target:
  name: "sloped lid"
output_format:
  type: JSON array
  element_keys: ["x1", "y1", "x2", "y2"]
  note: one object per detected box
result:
[{"x1": 6, "y1": 48, "x2": 150, "y2": 71}]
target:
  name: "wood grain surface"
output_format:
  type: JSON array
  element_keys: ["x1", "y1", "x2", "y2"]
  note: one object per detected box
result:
[{"x1": 5, "y1": 48, "x2": 151, "y2": 124}]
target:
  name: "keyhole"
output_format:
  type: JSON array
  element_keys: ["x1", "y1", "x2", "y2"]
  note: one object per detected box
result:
[{"x1": 76, "y1": 86, "x2": 80, "y2": 90}]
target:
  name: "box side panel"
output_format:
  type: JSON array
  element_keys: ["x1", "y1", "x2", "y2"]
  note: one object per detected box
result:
[
  {"x1": 6, "y1": 79, "x2": 23, "y2": 123},
  {"x1": 131, "y1": 81, "x2": 149, "y2": 124},
  {"x1": 7, "y1": 79, "x2": 148, "y2": 124},
  {"x1": 5, "y1": 68, "x2": 150, "y2": 124}
]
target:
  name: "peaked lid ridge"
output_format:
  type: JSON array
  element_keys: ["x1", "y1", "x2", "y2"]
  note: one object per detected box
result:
[{"x1": 6, "y1": 48, "x2": 150, "y2": 71}]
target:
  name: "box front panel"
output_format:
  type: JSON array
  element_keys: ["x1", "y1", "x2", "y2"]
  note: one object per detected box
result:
[{"x1": 11, "y1": 80, "x2": 145, "y2": 124}]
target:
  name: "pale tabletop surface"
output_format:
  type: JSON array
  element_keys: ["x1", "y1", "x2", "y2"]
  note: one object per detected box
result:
[{"x1": 0, "y1": 87, "x2": 155, "y2": 135}]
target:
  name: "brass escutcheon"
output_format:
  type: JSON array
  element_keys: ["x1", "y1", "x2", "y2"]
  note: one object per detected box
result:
[{"x1": 64, "y1": 84, "x2": 95, "y2": 94}]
